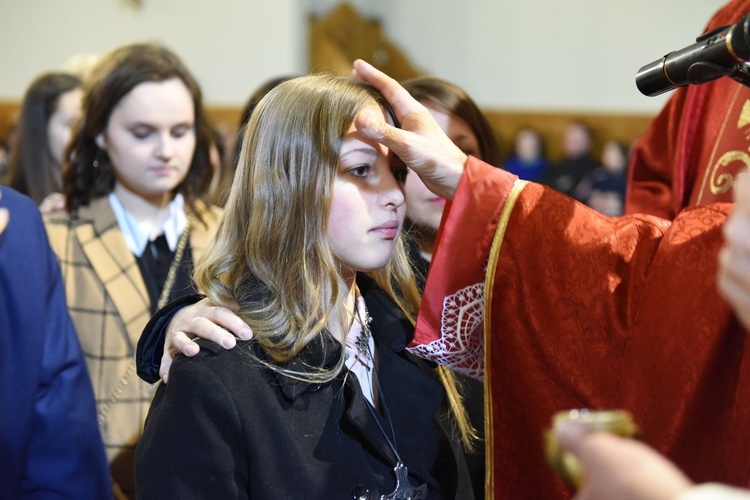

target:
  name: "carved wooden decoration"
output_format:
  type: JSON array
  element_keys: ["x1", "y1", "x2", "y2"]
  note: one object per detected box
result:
[{"x1": 309, "y1": 3, "x2": 422, "y2": 81}]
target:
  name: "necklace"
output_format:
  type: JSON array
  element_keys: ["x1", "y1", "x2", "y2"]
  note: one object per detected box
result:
[
  {"x1": 346, "y1": 295, "x2": 373, "y2": 370},
  {"x1": 97, "y1": 219, "x2": 191, "y2": 426},
  {"x1": 356, "y1": 299, "x2": 428, "y2": 500}
]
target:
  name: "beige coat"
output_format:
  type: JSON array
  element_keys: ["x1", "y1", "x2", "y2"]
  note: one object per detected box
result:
[{"x1": 44, "y1": 196, "x2": 221, "y2": 490}]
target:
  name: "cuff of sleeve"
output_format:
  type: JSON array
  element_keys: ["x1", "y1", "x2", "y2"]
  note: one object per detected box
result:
[
  {"x1": 677, "y1": 483, "x2": 750, "y2": 500},
  {"x1": 135, "y1": 294, "x2": 204, "y2": 383}
]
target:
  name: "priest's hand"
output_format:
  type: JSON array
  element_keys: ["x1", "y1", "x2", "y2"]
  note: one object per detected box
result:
[
  {"x1": 352, "y1": 59, "x2": 467, "y2": 200},
  {"x1": 160, "y1": 298, "x2": 253, "y2": 383}
]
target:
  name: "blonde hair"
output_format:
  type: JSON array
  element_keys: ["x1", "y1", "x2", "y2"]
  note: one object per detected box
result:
[{"x1": 193, "y1": 74, "x2": 474, "y2": 447}]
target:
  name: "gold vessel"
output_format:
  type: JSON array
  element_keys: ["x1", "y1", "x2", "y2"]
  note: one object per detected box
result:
[{"x1": 545, "y1": 409, "x2": 639, "y2": 488}]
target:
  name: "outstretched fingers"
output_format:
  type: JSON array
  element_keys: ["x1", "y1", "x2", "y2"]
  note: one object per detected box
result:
[{"x1": 352, "y1": 59, "x2": 423, "y2": 120}]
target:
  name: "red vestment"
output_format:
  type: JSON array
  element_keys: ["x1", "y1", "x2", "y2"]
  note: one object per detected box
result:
[
  {"x1": 409, "y1": 158, "x2": 748, "y2": 499},
  {"x1": 627, "y1": 0, "x2": 750, "y2": 219}
]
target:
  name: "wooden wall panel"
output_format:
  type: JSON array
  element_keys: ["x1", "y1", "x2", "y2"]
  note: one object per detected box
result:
[
  {"x1": 0, "y1": 102, "x2": 19, "y2": 146},
  {"x1": 0, "y1": 99, "x2": 656, "y2": 165}
]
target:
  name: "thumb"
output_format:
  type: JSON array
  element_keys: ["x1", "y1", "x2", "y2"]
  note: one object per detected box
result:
[
  {"x1": 555, "y1": 419, "x2": 593, "y2": 456},
  {"x1": 354, "y1": 107, "x2": 409, "y2": 155}
]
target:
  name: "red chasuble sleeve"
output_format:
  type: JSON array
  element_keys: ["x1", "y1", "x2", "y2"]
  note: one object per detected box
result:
[{"x1": 411, "y1": 157, "x2": 748, "y2": 499}]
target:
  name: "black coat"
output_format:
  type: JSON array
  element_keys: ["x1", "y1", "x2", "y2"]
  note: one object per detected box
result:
[{"x1": 134, "y1": 276, "x2": 472, "y2": 499}]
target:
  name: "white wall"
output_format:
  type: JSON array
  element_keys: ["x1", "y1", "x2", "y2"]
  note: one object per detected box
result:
[
  {"x1": 375, "y1": 0, "x2": 730, "y2": 112},
  {"x1": 0, "y1": 0, "x2": 731, "y2": 113},
  {"x1": 0, "y1": 0, "x2": 303, "y2": 106}
]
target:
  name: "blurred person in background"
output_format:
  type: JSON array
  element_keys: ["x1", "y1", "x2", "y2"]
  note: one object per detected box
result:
[
  {"x1": 3, "y1": 72, "x2": 83, "y2": 210},
  {"x1": 44, "y1": 42, "x2": 220, "y2": 497},
  {"x1": 503, "y1": 127, "x2": 549, "y2": 181}
]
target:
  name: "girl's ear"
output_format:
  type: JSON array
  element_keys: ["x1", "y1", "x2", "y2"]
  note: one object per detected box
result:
[{"x1": 95, "y1": 133, "x2": 106, "y2": 150}]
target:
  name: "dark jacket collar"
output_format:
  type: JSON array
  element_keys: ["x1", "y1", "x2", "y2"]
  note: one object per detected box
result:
[{"x1": 277, "y1": 274, "x2": 415, "y2": 401}]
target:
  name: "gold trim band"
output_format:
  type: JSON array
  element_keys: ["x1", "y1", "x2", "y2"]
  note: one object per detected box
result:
[
  {"x1": 726, "y1": 28, "x2": 742, "y2": 62},
  {"x1": 483, "y1": 178, "x2": 528, "y2": 498},
  {"x1": 661, "y1": 53, "x2": 679, "y2": 87}
]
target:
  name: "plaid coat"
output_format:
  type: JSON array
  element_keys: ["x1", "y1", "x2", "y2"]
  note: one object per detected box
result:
[{"x1": 44, "y1": 196, "x2": 221, "y2": 491}]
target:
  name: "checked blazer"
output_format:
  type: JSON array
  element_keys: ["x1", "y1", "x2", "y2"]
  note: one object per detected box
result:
[{"x1": 44, "y1": 196, "x2": 220, "y2": 490}]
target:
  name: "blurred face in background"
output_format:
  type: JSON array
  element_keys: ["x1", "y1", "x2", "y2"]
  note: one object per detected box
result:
[
  {"x1": 562, "y1": 123, "x2": 591, "y2": 159},
  {"x1": 515, "y1": 129, "x2": 542, "y2": 163},
  {"x1": 47, "y1": 88, "x2": 83, "y2": 166},
  {"x1": 601, "y1": 140, "x2": 628, "y2": 174},
  {"x1": 404, "y1": 103, "x2": 480, "y2": 233}
]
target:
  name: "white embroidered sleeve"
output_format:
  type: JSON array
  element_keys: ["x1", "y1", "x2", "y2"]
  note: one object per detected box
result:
[{"x1": 408, "y1": 283, "x2": 485, "y2": 380}]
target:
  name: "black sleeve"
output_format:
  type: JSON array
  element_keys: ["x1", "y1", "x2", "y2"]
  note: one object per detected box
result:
[
  {"x1": 134, "y1": 351, "x2": 249, "y2": 499},
  {"x1": 135, "y1": 294, "x2": 203, "y2": 383}
]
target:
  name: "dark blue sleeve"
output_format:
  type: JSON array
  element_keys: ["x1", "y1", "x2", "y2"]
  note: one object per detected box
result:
[
  {"x1": 0, "y1": 187, "x2": 110, "y2": 498},
  {"x1": 136, "y1": 294, "x2": 203, "y2": 384}
]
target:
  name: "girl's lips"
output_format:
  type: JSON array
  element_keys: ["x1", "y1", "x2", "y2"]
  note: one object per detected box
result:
[
  {"x1": 372, "y1": 227, "x2": 399, "y2": 238},
  {"x1": 371, "y1": 220, "x2": 400, "y2": 238},
  {"x1": 150, "y1": 165, "x2": 176, "y2": 175}
]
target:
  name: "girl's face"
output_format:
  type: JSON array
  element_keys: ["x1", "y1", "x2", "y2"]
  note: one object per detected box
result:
[
  {"x1": 96, "y1": 78, "x2": 196, "y2": 205},
  {"x1": 328, "y1": 105, "x2": 406, "y2": 280},
  {"x1": 404, "y1": 103, "x2": 480, "y2": 232},
  {"x1": 47, "y1": 87, "x2": 83, "y2": 166}
]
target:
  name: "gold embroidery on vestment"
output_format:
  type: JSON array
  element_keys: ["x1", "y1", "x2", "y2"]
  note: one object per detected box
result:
[{"x1": 698, "y1": 88, "x2": 744, "y2": 204}]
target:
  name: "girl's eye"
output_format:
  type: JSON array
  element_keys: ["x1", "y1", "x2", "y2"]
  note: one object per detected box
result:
[
  {"x1": 349, "y1": 165, "x2": 372, "y2": 178},
  {"x1": 130, "y1": 127, "x2": 152, "y2": 139},
  {"x1": 171, "y1": 125, "x2": 191, "y2": 138}
]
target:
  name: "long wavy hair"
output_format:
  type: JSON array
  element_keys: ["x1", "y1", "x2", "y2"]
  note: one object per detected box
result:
[
  {"x1": 4, "y1": 72, "x2": 82, "y2": 204},
  {"x1": 62, "y1": 43, "x2": 214, "y2": 215},
  {"x1": 194, "y1": 74, "x2": 475, "y2": 449},
  {"x1": 402, "y1": 76, "x2": 501, "y2": 167}
]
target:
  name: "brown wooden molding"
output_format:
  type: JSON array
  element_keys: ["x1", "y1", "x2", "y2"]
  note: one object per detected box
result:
[
  {"x1": 0, "y1": 102, "x2": 19, "y2": 145},
  {"x1": 0, "y1": 99, "x2": 655, "y2": 164}
]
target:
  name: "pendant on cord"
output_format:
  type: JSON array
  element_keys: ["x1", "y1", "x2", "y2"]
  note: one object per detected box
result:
[{"x1": 381, "y1": 461, "x2": 428, "y2": 500}]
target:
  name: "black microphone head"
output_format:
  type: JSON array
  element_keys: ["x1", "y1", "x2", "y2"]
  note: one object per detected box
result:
[
  {"x1": 636, "y1": 57, "x2": 673, "y2": 97},
  {"x1": 729, "y1": 13, "x2": 750, "y2": 60},
  {"x1": 636, "y1": 16, "x2": 750, "y2": 97}
]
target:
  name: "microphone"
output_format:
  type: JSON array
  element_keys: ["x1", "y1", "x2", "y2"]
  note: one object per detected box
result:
[{"x1": 636, "y1": 13, "x2": 750, "y2": 96}]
